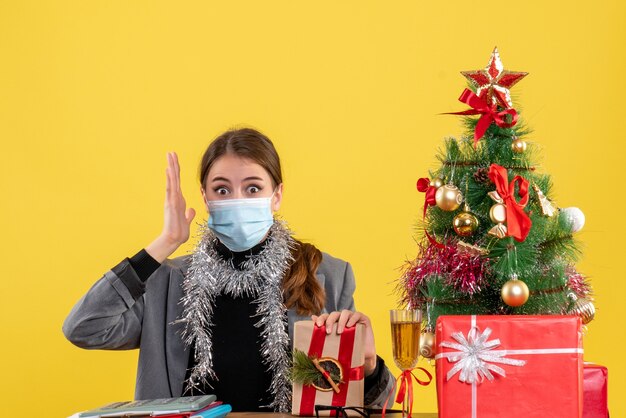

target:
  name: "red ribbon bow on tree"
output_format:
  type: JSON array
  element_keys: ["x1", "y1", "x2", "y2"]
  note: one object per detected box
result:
[
  {"x1": 417, "y1": 178, "x2": 447, "y2": 249},
  {"x1": 448, "y1": 88, "x2": 519, "y2": 146},
  {"x1": 488, "y1": 164, "x2": 532, "y2": 242},
  {"x1": 416, "y1": 178, "x2": 437, "y2": 218}
]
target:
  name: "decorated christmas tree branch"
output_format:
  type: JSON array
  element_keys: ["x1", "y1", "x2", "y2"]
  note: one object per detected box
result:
[
  {"x1": 538, "y1": 234, "x2": 580, "y2": 262},
  {"x1": 398, "y1": 48, "x2": 593, "y2": 346}
]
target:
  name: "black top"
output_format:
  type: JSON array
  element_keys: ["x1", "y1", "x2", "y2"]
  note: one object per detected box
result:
[
  {"x1": 128, "y1": 240, "x2": 384, "y2": 411},
  {"x1": 182, "y1": 239, "x2": 274, "y2": 411}
]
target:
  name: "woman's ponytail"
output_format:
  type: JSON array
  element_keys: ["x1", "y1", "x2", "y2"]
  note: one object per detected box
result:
[{"x1": 283, "y1": 241, "x2": 325, "y2": 316}]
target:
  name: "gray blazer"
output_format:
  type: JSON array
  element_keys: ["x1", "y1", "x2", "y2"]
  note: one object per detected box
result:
[{"x1": 63, "y1": 252, "x2": 394, "y2": 407}]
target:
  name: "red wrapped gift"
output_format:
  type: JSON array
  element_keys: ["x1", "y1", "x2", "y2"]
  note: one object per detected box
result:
[
  {"x1": 292, "y1": 321, "x2": 365, "y2": 416},
  {"x1": 435, "y1": 315, "x2": 583, "y2": 418},
  {"x1": 583, "y1": 363, "x2": 609, "y2": 418}
]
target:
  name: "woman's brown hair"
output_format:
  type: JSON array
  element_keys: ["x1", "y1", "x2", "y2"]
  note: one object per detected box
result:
[{"x1": 199, "y1": 127, "x2": 325, "y2": 315}]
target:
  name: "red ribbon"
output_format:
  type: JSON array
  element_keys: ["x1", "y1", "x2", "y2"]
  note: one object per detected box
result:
[
  {"x1": 425, "y1": 231, "x2": 446, "y2": 250},
  {"x1": 417, "y1": 178, "x2": 445, "y2": 251},
  {"x1": 299, "y1": 325, "x2": 364, "y2": 417},
  {"x1": 330, "y1": 325, "x2": 357, "y2": 412},
  {"x1": 300, "y1": 325, "x2": 328, "y2": 416},
  {"x1": 349, "y1": 364, "x2": 364, "y2": 381},
  {"x1": 447, "y1": 88, "x2": 519, "y2": 146},
  {"x1": 488, "y1": 164, "x2": 532, "y2": 242},
  {"x1": 382, "y1": 367, "x2": 433, "y2": 418},
  {"x1": 416, "y1": 178, "x2": 437, "y2": 218}
]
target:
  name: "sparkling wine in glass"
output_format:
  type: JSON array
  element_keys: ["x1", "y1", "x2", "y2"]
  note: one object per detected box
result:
[{"x1": 390, "y1": 309, "x2": 422, "y2": 416}]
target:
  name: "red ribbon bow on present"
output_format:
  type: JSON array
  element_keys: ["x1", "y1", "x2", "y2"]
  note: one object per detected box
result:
[
  {"x1": 447, "y1": 88, "x2": 519, "y2": 146},
  {"x1": 416, "y1": 178, "x2": 437, "y2": 218},
  {"x1": 382, "y1": 368, "x2": 432, "y2": 418},
  {"x1": 488, "y1": 164, "x2": 532, "y2": 242}
]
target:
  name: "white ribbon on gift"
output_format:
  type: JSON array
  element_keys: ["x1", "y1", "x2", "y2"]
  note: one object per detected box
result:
[
  {"x1": 436, "y1": 323, "x2": 526, "y2": 384},
  {"x1": 434, "y1": 315, "x2": 584, "y2": 418}
]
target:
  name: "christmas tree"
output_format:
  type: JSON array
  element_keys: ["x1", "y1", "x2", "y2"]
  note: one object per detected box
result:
[{"x1": 399, "y1": 48, "x2": 594, "y2": 359}]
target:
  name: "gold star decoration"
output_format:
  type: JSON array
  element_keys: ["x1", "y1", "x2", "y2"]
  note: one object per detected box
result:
[{"x1": 461, "y1": 47, "x2": 528, "y2": 109}]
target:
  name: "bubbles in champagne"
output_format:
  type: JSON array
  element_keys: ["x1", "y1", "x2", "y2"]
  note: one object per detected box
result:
[{"x1": 391, "y1": 321, "x2": 421, "y2": 370}]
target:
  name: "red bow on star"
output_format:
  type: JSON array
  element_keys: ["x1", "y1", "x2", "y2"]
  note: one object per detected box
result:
[
  {"x1": 448, "y1": 89, "x2": 519, "y2": 146},
  {"x1": 488, "y1": 164, "x2": 532, "y2": 242}
]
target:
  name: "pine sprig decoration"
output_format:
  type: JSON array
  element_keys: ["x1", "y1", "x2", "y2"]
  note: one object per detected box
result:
[{"x1": 291, "y1": 349, "x2": 342, "y2": 387}]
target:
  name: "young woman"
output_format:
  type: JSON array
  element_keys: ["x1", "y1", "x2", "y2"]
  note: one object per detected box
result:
[{"x1": 63, "y1": 128, "x2": 393, "y2": 412}]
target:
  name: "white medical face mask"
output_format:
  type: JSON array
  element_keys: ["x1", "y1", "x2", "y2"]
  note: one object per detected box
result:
[{"x1": 206, "y1": 195, "x2": 274, "y2": 252}]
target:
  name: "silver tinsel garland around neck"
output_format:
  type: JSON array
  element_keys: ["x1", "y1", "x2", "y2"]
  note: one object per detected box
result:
[{"x1": 178, "y1": 220, "x2": 295, "y2": 412}]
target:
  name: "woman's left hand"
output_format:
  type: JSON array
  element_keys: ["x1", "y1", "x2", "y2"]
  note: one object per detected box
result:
[{"x1": 311, "y1": 310, "x2": 377, "y2": 377}]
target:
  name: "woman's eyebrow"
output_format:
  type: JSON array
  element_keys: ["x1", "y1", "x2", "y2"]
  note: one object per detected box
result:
[
  {"x1": 210, "y1": 176, "x2": 231, "y2": 183},
  {"x1": 243, "y1": 176, "x2": 264, "y2": 182}
]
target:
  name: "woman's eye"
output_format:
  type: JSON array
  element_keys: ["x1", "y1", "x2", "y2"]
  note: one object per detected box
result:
[
  {"x1": 247, "y1": 185, "x2": 261, "y2": 194},
  {"x1": 215, "y1": 187, "x2": 229, "y2": 195}
]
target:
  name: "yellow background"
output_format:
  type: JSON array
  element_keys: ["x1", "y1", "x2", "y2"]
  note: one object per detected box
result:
[{"x1": 1, "y1": 1, "x2": 624, "y2": 416}]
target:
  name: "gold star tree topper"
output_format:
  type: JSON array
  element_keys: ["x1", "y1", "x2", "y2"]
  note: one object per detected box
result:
[{"x1": 461, "y1": 47, "x2": 528, "y2": 109}]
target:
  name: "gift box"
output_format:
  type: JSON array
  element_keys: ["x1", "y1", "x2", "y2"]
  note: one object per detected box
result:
[
  {"x1": 435, "y1": 315, "x2": 583, "y2": 418},
  {"x1": 292, "y1": 321, "x2": 365, "y2": 416},
  {"x1": 583, "y1": 363, "x2": 609, "y2": 418}
]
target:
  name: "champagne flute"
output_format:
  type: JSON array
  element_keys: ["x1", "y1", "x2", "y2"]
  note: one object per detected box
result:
[{"x1": 390, "y1": 309, "x2": 422, "y2": 416}]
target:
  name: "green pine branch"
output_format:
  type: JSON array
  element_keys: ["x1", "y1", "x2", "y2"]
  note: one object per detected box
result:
[
  {"x1": 290, "y1": 349, "x2": 341, "y2": 386},
  {"x1": 403, "y1": 109, "x2": 587, "y2": 328}
]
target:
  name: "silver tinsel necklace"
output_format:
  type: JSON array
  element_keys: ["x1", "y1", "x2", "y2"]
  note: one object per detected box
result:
[{"x1": 179, "y1": 220, "x2": 295, "y2": 412}]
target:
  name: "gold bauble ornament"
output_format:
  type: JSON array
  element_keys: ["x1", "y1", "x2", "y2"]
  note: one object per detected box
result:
[
  {"x1": 511, "y1": 138, "x2": 527, "y2": 154},
  {"x1": 430, "y1": 177, "x2": 444, "y2": 189},
  {"x1": 419, "y1": 331, "x2": 436, "y2": 359},
  {"x1": 568, "y1": 294, "x2": 595, "y2": 325},
  {"x1": 435, "y1": 184, "x2": 463, "y2": 211},
  {"x1": 501, "y1": 278, "x2": 529, "y2": 307},
  {"x1": 453, "y1": 212, "x2": 479, "y2": 237}
]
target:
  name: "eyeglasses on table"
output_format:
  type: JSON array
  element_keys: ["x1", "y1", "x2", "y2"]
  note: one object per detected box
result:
[{"x1": 314, "y1": 404, "x2": 371, "y2": 418}]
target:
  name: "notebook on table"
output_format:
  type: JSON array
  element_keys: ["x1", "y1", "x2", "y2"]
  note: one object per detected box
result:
[{"x1": 76, "y1": 395, "x2": 217, "y2": 417}]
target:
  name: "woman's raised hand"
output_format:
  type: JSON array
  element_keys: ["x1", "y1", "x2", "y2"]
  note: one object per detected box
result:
[{"x1": 146, "y1": 152, "x2": 196, "y2": 262}]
